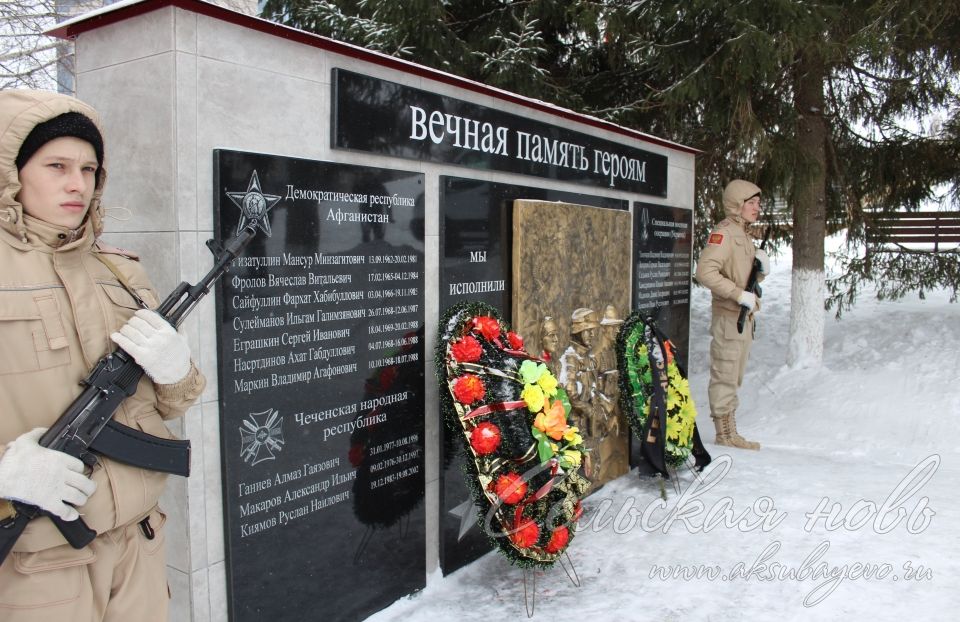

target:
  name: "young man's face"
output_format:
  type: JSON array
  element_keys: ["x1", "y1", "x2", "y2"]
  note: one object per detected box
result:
[
  {"x1": 17, "y1": 136, "x2": 98, "y2": 230},
  {"x1": 742, "y1": 195, "x2": 761, "y2": 223}
]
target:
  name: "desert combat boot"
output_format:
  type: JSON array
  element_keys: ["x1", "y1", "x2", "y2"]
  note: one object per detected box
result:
[{"x1": 713, "y1": 413, "x2": 760, "y2": 450}]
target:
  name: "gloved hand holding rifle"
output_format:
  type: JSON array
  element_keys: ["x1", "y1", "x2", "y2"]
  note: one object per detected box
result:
[
  {"x1": 0, "y1": 221, "x2": 261, "y2": 562},
  {"x1": 737, "y1": 227, "x2": 771, "y2": 334}
]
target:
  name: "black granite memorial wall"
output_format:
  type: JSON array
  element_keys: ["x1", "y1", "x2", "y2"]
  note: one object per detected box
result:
[
  {"x1": 631, "y1": 202, "x2": 693, "y2": 366},
  {"x1": 214, "y1": 150, "x2": 426, "y2": 622},
  {"x1": 438, "y1": 176, "x2": 626, "y2": 573},
  {"x1": 628, "y1": 203, "x2": 694, "y2": 473}
]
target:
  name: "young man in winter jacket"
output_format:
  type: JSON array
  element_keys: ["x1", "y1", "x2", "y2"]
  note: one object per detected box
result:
[
  {"x1": 695, "y1": 179, "x2": 770, "y2": 450},
  {"x1": 0, "y1": 89, "x2": 205, "y2": 620}
]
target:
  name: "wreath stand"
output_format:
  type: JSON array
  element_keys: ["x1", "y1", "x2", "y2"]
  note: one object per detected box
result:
[
  {"x1": 636, "y1": 446, "x2": 712, "y2": 499},
  {"x1": 521, "y1": 551, "x2": 581, "y2": 617}
]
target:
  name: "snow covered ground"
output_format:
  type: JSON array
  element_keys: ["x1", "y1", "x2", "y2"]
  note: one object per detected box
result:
[{"x1": 367, "y1": 240, "x2": 960, "y2": 622}]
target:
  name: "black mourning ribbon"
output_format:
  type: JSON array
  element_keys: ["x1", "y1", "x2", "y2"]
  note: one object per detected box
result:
[{"x1": 640, "y1": 319, "x2": 712, "y2": 478}]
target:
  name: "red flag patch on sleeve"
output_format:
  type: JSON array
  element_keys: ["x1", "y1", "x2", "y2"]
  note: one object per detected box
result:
[{"x1": 707, "y1": 233, "x2": 724, "y2": 245}]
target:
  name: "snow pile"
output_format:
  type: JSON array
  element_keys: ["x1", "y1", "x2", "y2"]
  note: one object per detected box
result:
[
  {"x1": 689, "y1": 242, "x2": 960, "y2": 461},
  {"x1": 368, "y1": 240, "x2": 960, "y2": 621}
]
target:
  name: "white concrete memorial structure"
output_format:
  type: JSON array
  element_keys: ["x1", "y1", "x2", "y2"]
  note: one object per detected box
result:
[{"x1": 50, "y1": 1, "x2": 697, "y2": 619}]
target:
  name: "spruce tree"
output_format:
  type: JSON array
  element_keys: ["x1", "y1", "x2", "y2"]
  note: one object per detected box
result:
[
  {"x1": 601, "y1": 0, "x2": 959, "y2": 365},
  {"x1": 262, "y1": 0, "x2": 960, "y2": 366}
]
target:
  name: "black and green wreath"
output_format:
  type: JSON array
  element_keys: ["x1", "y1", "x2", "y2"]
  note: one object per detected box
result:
[
  {"x1": 436, "y1": 301, "x2": 591, "y2": 568},
  {"x1": 616, "y1": 311, "x2": 711, "y2": 476}
]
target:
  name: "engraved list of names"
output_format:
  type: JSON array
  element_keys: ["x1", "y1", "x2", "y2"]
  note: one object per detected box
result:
[
  {"x1": 214, "y1": 150, "x2": 426, "y2": 622},
  {"x1": 632, "y1": 202, "x2": 693, "y2": 365}
]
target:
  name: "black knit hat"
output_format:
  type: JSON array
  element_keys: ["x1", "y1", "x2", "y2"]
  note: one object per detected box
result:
[{"x1": 15, "y1": 112, "x2": 104, "y2": 170}]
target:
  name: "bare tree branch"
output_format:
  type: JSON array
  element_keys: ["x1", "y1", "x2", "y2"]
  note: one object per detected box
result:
[{"x1": 0, "y1": 0, "x2": 75, "y2": 91}]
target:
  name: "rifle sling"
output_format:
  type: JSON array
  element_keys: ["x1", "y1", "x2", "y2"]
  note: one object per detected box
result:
[
  {"x1": 90, "y1": 420, "x2": 191, "y2": 477},
  {"x1": 94, "y1": 252, "x2": 152, "y2": 310}
]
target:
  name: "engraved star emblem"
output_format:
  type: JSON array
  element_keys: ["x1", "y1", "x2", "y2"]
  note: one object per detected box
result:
[
  {"x1": 226, "y1": 170, "x2": 279, "y2": 237},
  {"x1": 449, "y1": 498, "x2": 477, "y2": 541}
]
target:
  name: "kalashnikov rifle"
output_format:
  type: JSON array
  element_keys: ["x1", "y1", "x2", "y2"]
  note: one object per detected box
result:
[
  {"x1": 737, "y1": 227, "x2": 772, "y2": 334},
  {"x1": 0, "y1": 221, "x2": 261, "y2": 562}
]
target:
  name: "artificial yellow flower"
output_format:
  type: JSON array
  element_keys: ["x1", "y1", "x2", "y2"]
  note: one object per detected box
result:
[
  {"x1": 682, "y1": 407, "x2": 695, "y2": 428},
  {"x1": 537, "y1": 371, "x2": 559, "y2": 397},
  {"x1": 667, "y1": 389, "x2": 682, "y2": 410},
  {"x1": 562, "y1": 449, "x2": 582, "y2": 468},
  {"x1": 563, "y1": 426, "x2": 583, "y2": 445},
  {"x1": 666, "y1": 415, "x2": 683, "y2": 443},
  {"x1": 522, "y1": 384, "x2": 545, "y2": 413}
]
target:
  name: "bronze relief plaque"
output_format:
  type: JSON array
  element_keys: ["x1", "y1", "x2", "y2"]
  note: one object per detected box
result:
[{"x1": 512, "y1": 200, "x2": 632, "y2": 487}]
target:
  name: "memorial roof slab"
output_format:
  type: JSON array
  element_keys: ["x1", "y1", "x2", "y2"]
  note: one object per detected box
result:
[{"x1": 47, "y1": 0, "x2": 700, "y2": 156}]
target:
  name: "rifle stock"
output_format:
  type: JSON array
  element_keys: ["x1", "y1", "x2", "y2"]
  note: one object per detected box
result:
[{"x1": 0, "y1": 223, "x2": 259, "y2": 562}]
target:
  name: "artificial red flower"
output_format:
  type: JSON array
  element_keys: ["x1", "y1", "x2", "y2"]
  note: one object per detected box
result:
[
  {"x1": 510, "y1": 518, "x2": 540, "y2": 549},
  {"x1": 472, "y1": 316, "x2": 501, "y2": 341},
  {"x1": 544, "y1": 526, "x2": 570, "y2": 553},
  {"x1": 493, "y1": 472, "x2": 528, "y2": 504},
  {"x1": 470, "y1": 422, "x2": 501, "y2": 455},
  {"x1": 453, "y1": 374, "x2": 485, "y2": 405},
  {"x1": 450, "y1": 335, "x2": 483, "y2": 363},
  {"x1": 506, "y1": 331, "x2": 524, "y2": 350},
  {"x1": 573, "y1": 501, "x2": 584, "y2": 522}
]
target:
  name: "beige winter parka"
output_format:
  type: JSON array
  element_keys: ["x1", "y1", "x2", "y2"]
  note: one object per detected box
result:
[
  {"x1": 0, "y1": 90, "x2": 205, "y2": 555},
  {"x1": 695, "y1": 180, "x2": 765, "y2": 316}
]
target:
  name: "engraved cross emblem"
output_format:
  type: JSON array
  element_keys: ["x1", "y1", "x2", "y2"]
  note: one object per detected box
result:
[{"x1": 240, "y1": 409, "x2": 285, "y2": 466}]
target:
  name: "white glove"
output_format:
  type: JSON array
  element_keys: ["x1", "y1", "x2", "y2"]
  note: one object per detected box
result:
[
  {"x1": 738, "y1": 290, "x2": 758, "y2": 311},
  {"x1": 111, "y1": 309, "x2": 191, "y2": 385},
  {"x1": 0, "y1": 428, "x2": 97, "y2": 521},
  {"x1": 756, "y1": 248, "x2": 770, "y2": 275}
]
